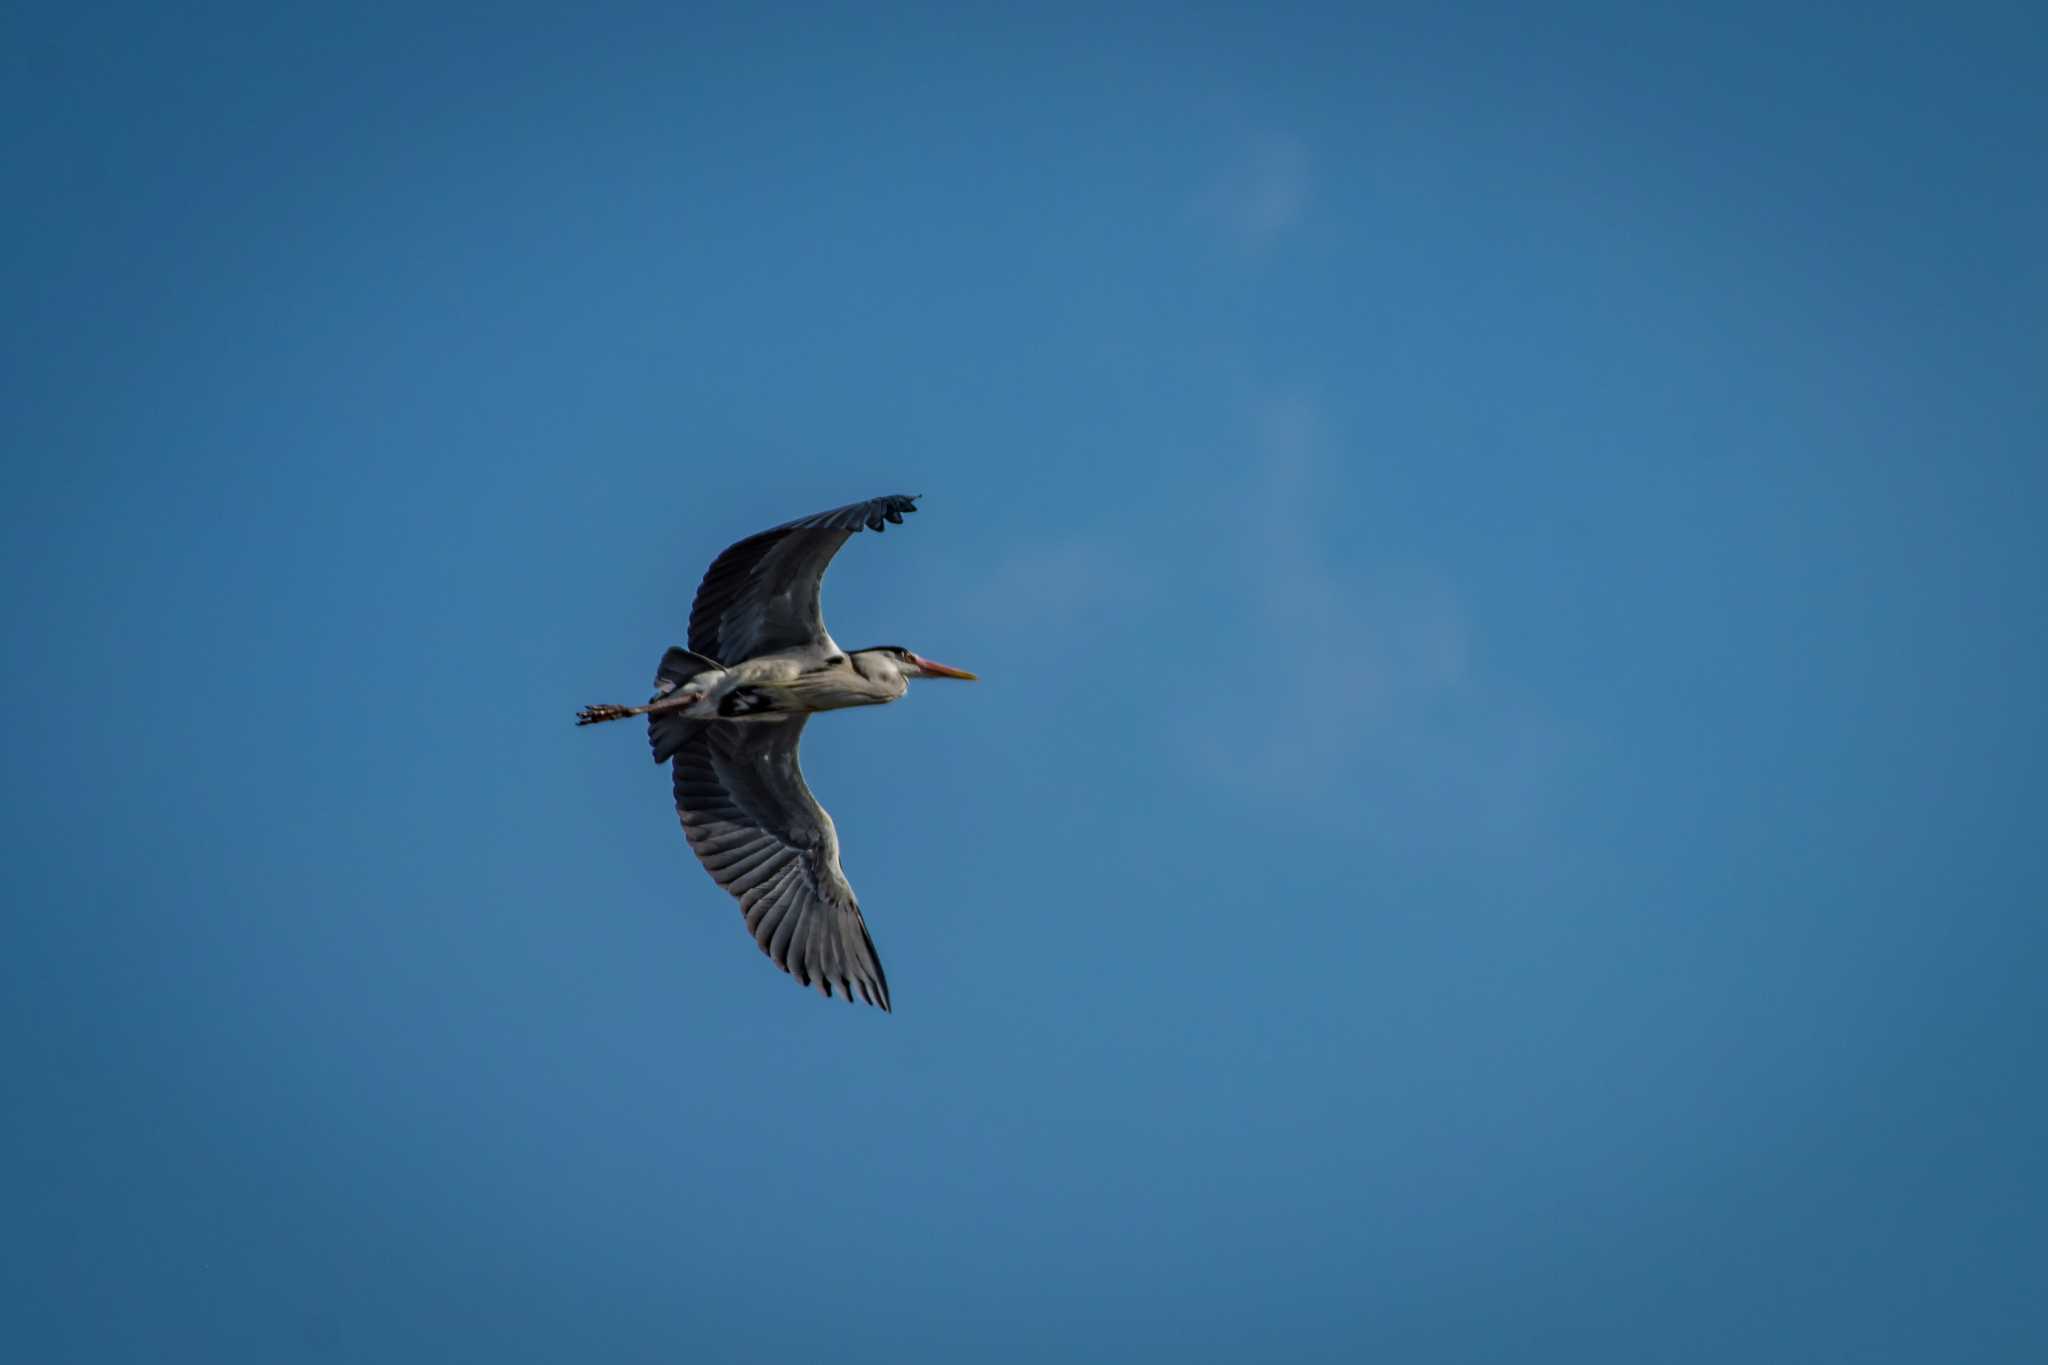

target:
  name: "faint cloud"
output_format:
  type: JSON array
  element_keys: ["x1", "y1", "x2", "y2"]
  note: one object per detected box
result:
[
  {"x1": 1176, "y1": 388, "x2": 1570, "y2": 845},
  {"x1": 1198, "y1": 134, "x2": 1311, "y2": 249}
]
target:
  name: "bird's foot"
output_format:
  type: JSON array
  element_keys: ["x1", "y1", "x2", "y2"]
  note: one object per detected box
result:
[{"x1": 576, "y1": 703, "x2": 636, "y2": 726}]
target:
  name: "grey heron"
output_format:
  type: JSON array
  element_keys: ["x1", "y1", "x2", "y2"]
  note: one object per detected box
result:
[{"x1": 576, "y1": 494, "x2": 976, "y2": 1011}]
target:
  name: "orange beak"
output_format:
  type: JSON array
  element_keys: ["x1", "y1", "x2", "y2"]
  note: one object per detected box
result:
[{"x1": 910, "y1": 653, "x2": 978, "y2": 680}]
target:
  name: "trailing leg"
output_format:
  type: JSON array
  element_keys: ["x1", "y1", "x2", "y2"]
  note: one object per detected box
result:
[{"x1": 575, "y1": 692, "x2": 702, "y2": 726}]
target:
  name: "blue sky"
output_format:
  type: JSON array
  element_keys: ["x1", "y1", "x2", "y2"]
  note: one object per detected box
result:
[{"x1": 5, "y1": 3, "x2": 2044, "y2": 1361}]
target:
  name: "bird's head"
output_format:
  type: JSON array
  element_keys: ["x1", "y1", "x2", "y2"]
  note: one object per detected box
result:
[{"x1": 858, "y1": 646, "x2": 978, "y2": 682}]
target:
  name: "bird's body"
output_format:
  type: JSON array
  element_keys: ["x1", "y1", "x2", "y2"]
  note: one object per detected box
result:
[
  {"x1": 576, "y1": 494, "x2": 975, "y2": 1012},
  {"x1": 645, "y1": 646, "x2": 921, "y2": 722}
]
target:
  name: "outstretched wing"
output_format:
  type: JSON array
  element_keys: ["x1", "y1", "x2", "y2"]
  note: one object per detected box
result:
[
  {"x1": 687, "y1": 494, "x2": 919, "y2": 663},
  {"x1": 670, "y1": 716, "x2": 891, "y2": 1010}
]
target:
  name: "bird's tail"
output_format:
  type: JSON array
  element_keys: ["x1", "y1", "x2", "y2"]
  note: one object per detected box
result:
[
  {"x1": 655, "y1": 646, "x2": 722, "y2": 694},
  {"x1": 649, "y1": 646, "x2": 723, "y2": 763}
]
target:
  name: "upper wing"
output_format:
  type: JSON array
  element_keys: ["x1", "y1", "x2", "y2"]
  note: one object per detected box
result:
[
  {"x1": 670, "y1": 716, "x2": 891, "y2": 1010},
  {"x1": 687, "y1": 494, "x2": 919, "y2": 663}
]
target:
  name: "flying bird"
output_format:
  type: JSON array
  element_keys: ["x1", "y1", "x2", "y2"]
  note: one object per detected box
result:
[{"x1": 576, "y1": 494, "x2": 976, "y2": 1011}]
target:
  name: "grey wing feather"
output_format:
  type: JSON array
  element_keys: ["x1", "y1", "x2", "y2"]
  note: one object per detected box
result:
[
  {"x1": 687, "y1": 494, "x2": 918, "y2": 663},
  {"x1": 669, "y1": 716, "x2": 891, "y2": 1010}
]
